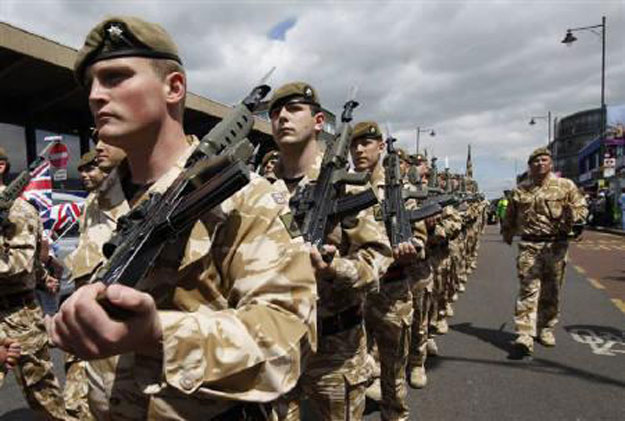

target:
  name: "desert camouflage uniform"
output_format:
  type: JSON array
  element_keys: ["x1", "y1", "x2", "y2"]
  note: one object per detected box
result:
[
  {"x1": 62, "y1": 181, "x2": 121, "y2": 421},
  {"x1": 364, "y1": 164, "x2": 427, "y2": 420},
  {"x1": 0, "y1": 190, "x2": 69, "y2": 420},
  {"x1": 273, "y1": 148, "x2": 392, "y2": 421},
  {"x1": 80, "y1": 137, "x2": 317, "y2": 420},
  {"x1": 503, "y1": 172, "x2": 587, "y2": 349}
]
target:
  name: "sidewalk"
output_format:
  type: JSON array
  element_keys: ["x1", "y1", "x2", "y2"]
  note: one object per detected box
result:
[{"x1": 587, "y1": 225, "x2": 625, "y2": 237}]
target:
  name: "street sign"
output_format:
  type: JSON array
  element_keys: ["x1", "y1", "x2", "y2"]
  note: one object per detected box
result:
[{"x1": 48, "y1": 142, "x2": 69, "y2": 169}]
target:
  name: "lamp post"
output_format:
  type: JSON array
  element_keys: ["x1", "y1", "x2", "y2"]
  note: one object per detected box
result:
[
  {"x1": 529, "y1": 111, "x2": 552, "y2": 146},
  {"x1": 416, "y1": 126, "x2": 435, "y2": 155},
  {"x1": 562, "y1": 16, "x2": 607, "y2": 146}
]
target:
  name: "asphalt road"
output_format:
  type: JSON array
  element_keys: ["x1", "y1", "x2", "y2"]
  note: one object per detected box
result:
[{"x1": 2, "y1": 226, "x2": 624, "y2": 420}]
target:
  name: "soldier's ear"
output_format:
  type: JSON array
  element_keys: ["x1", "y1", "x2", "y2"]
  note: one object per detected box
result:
[
  {"x1": 164, "y1": 71, "x2": 186, "y2": 107},
  {"x1": 313, "y1": 111, "x2": 325, "y2": 133}
]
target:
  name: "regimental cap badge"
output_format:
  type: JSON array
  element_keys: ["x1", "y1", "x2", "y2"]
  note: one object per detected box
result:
[
  {"x1": 304, "y1": 86, "x2": 313, "y2": 98},
  {"x1": 106, "y1": 23, "x2": 125, "y2": 43},
  {"x1": 369, "y1": 126, "x2": 376, "y2": 134}
]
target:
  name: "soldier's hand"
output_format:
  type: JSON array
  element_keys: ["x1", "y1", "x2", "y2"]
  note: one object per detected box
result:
[
  {"x1": 0, "y1": 338, "x2": 20, "y2": 369},
  {"x1": 47, "y1": 283, "x2": 162, "y2": 360},
  {"x1": 393, "y1": 238, "x2": 423, "y2": 264},
  {"x1": 45, "y1": 275, "x2": 60, "y2": 294},
  {"x1": 310, "y1": 244, "x2": 337, "y2": 280}
]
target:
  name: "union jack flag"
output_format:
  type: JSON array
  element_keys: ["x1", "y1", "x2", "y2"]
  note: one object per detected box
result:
[
  {"x1": 20, "y1": 161, "x2": 53, "y2": 212},
  {"x1": 42, "y1": 202, "x2": 84, "y2": 238}
]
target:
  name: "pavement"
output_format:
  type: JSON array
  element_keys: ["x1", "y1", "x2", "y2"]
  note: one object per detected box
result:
[{"x1": 2, "y1": 226, "x2": 624, "y2": 420}]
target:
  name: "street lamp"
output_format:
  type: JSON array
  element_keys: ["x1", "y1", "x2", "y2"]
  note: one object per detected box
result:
[
  {"x1": 528, "y1": 111, "x2": 552, "y2": 146},
  {"x1": 561, "y1": 16, "x2": 606, "y2": 144},
  {"x1": 416, "y1": 126, "x2": 435, "y2": 155}
]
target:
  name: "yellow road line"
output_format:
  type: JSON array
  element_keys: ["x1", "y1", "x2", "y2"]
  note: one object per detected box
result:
[
  {"x1": 573, "y1": 265, "x2": 586, "y2": 275},
  {"x1": 611, "y1": 299, "x2": 625, "y2": 315},
  {"x1": 587, "y1": 278, "x2": 605, "y2": 290}
]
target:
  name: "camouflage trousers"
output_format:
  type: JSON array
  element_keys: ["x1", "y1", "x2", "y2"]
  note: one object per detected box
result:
[
  {"x1": 64, "y1": 353, "x2": 94, "y2": 420},
  {"x1": 465, "y1": 225, "x2": 478, "y2": 271},
  {"x1": 449, "y1": 234, "x2": 467, "y2": 290},
  {"x1": 429, "y1": 248, "x2": 452, "y2": 327},
  {"x1": 297, "y1": 323, "x2": 369, "y2": 420},
  {"x1": 409, "y1": 263, "x2": 434, "y2": 368},
  {"x1": 515, "y1": 241, "x2": 569, "y2": 338},
  {"x1": 0, "y1": 300, "x2": 69, "y2": 421},
  {"x1": 365, "y1": 281, "x2": 413, "y2": 421}
]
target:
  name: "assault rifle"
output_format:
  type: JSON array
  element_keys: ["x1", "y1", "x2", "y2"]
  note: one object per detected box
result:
[
  {"x1": 0, "y1": 142, "x2": 55, "y2": 227},
  {"x1": 289, "y1": 87, "x2": 377, "y2": 246},
  {"x1": 381, "y1": 130, "x2": 442, "y2": 247},
  {"x1": 93, "y1": 71, "x2": 274, "y2": 318}
]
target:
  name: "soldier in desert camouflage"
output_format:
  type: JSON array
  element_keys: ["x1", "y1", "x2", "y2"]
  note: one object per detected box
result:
[
  {"x1": 503, "y1": 147, "x2": 587, "y2": 356},
  {"x1": 268, "y1": 85, "x2": 393, "y2": 420},
  {"x1": 0, "y1": 147, "x2": 71, "y2": 420},
  {"x1": 47, "y1": 16, "x2": 316, "y2": 420}
]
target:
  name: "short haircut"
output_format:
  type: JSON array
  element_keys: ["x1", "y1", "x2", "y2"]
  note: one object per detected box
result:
[{"x1": 149, "y1": 58, "x2": 187, "y2": 115}]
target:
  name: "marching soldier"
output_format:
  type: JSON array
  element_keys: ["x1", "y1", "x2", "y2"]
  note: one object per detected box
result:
[
  {"x1": 349, "y1": 121, "x2": 427, "y2": 419},
  {"x1": 268, "y1": 85, "x2": 393, "y2": 420},
  {"x1": 48, "y1": 16, "x2": 316, "y2": 419},
  {"x1": 503, "y1": 147, "x2": 587, "y2": 356},
  {"x1": 0, "y1": 147, "x2": 70, "y2": 420}
]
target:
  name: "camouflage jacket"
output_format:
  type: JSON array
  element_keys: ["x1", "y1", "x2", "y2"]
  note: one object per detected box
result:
[
  {"x1": 273, "y1": 147, "x2": 392, "y2": 320},
  {"x1": 64, "y1": 168, "x2": 125, "y2": 286},
  {"x1": 84, "y1": 137, "x2": 317, "y2": 419},
  {"x1": 503, "y1": 172, "x2": 588, "y2": 239},
  {"x1": 0, "y1": 187, "x2": 43, "y2": 296}
]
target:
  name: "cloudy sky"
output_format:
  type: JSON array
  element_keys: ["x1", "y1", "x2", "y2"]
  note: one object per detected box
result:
[{"x1": 2, "y1": 0, "x2": 624, "y2": 197}]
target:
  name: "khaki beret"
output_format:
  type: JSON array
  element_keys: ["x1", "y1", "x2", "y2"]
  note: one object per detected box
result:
[
  {"x1": 77, "y1": 150, "x2": 98, "y2": 170},
  {"x1": 268, "y1": 82, "x2": 319, "y2": 115},
  {"x1": 75, "y1": 16, "x2": 182, "y2": 84},
  {"x1": 413, "y1": 153, "x2": 426, "y2": 164},
  {"x1": 397, "y1": 148, "x2": 409, "y2": 162},
  {"x1": 528, "y1": 147, "x2": 551, "y2": 163},
  {"x1": 0, "y1": 147, "x2": 7, "y2": 161},
  {"x1": 261, "y1": 150, "x2": 280, "y2": 167},
  {"x1": 351, "y1": 121, "x2": 382, "y2": 141}
]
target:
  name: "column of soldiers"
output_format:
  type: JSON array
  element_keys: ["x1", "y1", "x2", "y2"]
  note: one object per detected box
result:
[{"x1": 0, "y1": 15, "x2": 491, "y2": 421}]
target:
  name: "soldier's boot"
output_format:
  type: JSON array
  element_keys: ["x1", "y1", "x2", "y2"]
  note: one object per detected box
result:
[
  {"x1": 434, "y1": 318, "x2": 448, "y2": 335},
  {"x1": 538, "y1": 330, "x2": 556, "y2": 347},
  {"x1": 426, "y1": 338, "x2": 439, "y2": 356},
  {"x1": 409, "y1": 365, "x2": 427, "y2": 389},
  {"x1": 365, "y1": 378, "x2": 382, "y2": 402},
  {"x1": 451, "y1": 292, "x2": 459, "y2": 303},
  {"x1": 458, "y1": 283, "x2": 466, "y2": 293},
  {"x1": 513, "y1": 334, "x2": 534, "y2": 355},
  {"x1": 445, "y1": 302, "x2": 454, "y2": 318}
]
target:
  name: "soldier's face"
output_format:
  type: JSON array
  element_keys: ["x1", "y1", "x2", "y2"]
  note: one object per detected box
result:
[
  {"x1": 87, "y1": 57, "x2": 169, "y2": 149},
  {"x1": 0, "y1": 160, "x2": 6, "y2": 175},
  {"x1": 79, "y1": 165, "x2": 106, "y2": 191},
  {"x1": 95, "y1": 140, "x2": 126, "y2": 171},
  {"x1": 530, "y1": 155, "x2": 552, "y2": 178},
  {"x1": 270, "y1": 102, "x2": 324, "y2": 148},
  {"x1": 349, "y1": 137, "x2": 383, "y2": 172},
  {"x1": 399, "y1": 159, "x2": 410, "y2": 176},
  {"x1": 263, "y1": 158, "x2": 278, "y2": 175}
]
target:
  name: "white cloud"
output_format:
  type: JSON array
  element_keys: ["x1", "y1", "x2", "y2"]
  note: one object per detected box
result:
[{"x1": 2, "y1": 0, "x2": 624, "y2": 198}]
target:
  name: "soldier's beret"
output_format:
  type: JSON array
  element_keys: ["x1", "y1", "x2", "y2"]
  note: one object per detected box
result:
[
  {"x1": 268, "y1": 82, "x2": 319, "y2": 115},
  {"x1": 413, "y1": 153, "x2": 426, "y2": 164},
  {"x1": 527, "y1": 147, "x2": 551, "y2": 163},
  {"x1": 351, "y1": 121, "x2": 382, "y2": 141},
  {"x1": 77, "y1": 150, "x2": 98, "y2": 170},
  {"x1": 261, "y1": 150, "x2": 280, "y2": 167},
  {"x1": 74, "y1": 16, "x2": 182, "y2": 85},
  {"x1": 397, "y1": 148, "x2": 409, "y2": 162},
  {"x1": 0, "y1": 147, "x2": 7, "y2": 160}
]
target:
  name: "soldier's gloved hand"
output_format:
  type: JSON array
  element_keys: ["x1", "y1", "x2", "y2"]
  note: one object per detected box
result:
[
  {"x1": 310, "y1": 244, "x2": 337, "y2": 281},
  {"x1": 46, "y1": 283, "x2": 162, "y2": 360}
]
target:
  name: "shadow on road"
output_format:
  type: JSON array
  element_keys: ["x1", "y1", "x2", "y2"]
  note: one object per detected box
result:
[
  {"x1": 0, "y1": 409, "x2": 37, "y2": 421},
  {"x1": 450, "y1": 322, "x2": 517, "y2": 354}
]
